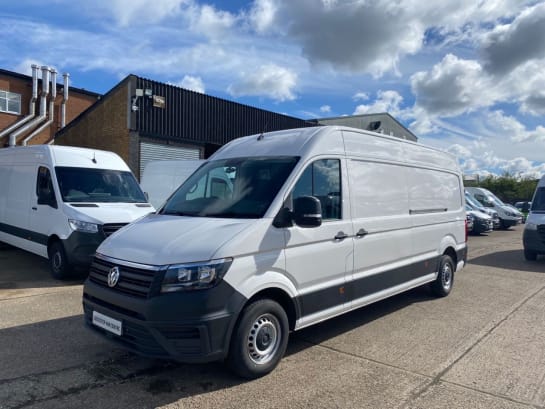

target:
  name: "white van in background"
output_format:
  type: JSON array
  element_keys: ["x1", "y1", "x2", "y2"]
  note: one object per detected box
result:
[
  {"x1": 140, "y1": 160, "x2": 204, "y2": 209},
  {"x1": 523, "y1": 175, "x2": 545, "y2": 260},
  {"x1": 465, "y1": 187, "x2": 521, "y2": 229},
  {"x1": 0, "y1": 145, "x2": 154, "y2": 279},
  {"x1": 83, "y1": 126, "x2": 467, "y2": 378}
]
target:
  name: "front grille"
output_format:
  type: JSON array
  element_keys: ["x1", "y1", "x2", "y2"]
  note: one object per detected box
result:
[
  {"x1": 102, "y1": 223, "x2": 128, "y2": 237},
  {"x1": 89, "y1": 256, "x2": 161, "y2": 298},
  {"x1": 538, "y1": 225, "x2": 545, "y2": 242}
]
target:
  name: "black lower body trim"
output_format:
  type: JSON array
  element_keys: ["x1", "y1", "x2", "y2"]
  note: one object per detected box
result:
[{"x1": 299, "y1": 256, "x2": 439, "y2": 317}]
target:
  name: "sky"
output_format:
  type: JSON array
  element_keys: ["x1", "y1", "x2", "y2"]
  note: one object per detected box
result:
[{"x1": 1, "y1": 0, "x2": 545, "y2": 178}]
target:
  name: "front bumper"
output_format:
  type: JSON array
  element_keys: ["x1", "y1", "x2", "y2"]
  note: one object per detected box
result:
[
  {"x1": 63, "y1": 231, "x2": 104, "y2": 267},
  {"x1": 83, "y1": 274, "x2": 246, "y2": 363},
  {"x1": 523, "y1": 227, "x2": 545, "y2": 254}
]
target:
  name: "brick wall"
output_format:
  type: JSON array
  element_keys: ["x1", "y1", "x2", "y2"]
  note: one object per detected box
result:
[
  {"x1": 0, "y1": 72, "x2": 98, "y2": 145},
  {"x1": 55, "y1": 81, "x2": 131, "y2": 165}
]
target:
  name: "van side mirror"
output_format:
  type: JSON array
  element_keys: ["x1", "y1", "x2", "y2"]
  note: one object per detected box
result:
[{"x1": 293, "y1": 196, "x2": 322, "y2": 228}]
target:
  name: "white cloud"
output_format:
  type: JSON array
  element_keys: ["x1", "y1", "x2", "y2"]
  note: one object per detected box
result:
[
  {"x1": 227, "y1": 64, "x2": 297, "y2": 101},
  {"x1": 249, "y1": 0, "x2": 278, "y2": 34},
  {"x1": 481, "y1": 2, "x2": 545, "y2": 75},
  {"x1": 484, "y1": 110, "x2": 545, "y2": 143},
  {"x1": 353, "y1": 90, "x2": 404, "y2": 116},
  {"x1": 179, "y1": 75, "x2": 205, "y2": 93},
  {"x1": 320, "y1": 105, "x2": 331, "y2": 113},
  {"x1": 352, "y1": 92, "x2": 369, "y2": 101},
  {"x1": 94, "y1": 0, "x2": 185, "y2": 27},
  {"x1": 411, "y1": 54, "x2": 498, "y2": 117}
]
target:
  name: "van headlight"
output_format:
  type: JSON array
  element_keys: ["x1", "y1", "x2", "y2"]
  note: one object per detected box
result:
[
  {"x1": 69, "y1": 219, "x2": 99, "y2": 233},
  {"x1": 161, "y1": 258, "x2": 233, "y2": 292}
]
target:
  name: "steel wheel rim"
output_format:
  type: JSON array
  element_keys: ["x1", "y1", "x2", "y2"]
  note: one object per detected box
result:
[
  {"x1": 246, "y1": 313, "x2": 281, "y2": 365},
  {"x1": 441, "y1": 262, "x2": 452, "y2": 290},
  {"x1": 52, "y1": 251, "x2": 62, "y2": 271}
]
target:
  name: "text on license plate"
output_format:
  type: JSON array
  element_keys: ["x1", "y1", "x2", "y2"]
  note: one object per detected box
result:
[{"x1": 92, "y1": 311, "x2": 122, "y2": 336}]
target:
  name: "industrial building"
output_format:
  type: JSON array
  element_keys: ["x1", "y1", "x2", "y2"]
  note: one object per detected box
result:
[
  {"x1": 314, "y1": 113, "x2": 417, "y2": 142},
  {"x1": 0, "y1": 65, "x2": 100, "y2": 146},
  {"x1": 55, "y1": 75, "x2": 314, "y2": 178},
  {"x1": 1, "y1": 65, "x2": 418, "y2": 180}
]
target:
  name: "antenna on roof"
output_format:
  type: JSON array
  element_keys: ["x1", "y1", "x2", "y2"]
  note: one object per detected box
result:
[
  {"x1": 257, "y1": 121, "x2": 270, "y2": 141},
  {"x1": 92, "y1": 152, "x2": 97, "y2": 164}
]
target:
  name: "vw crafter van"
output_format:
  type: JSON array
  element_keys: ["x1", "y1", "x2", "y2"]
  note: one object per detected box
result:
[
  {"x1": 83, "y1": 126, "x2": 467, "y2": 378},
  {"x1": 523, "y1": 175, "x2": 545, "y2": 260},
  {"x1": 0, "y1": 145, "x2": 154, "y2": 279}
]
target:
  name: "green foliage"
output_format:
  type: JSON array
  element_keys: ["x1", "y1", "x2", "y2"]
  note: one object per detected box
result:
[{"x1": 465, "y1": 172, "x2": 539, "y2": 203}]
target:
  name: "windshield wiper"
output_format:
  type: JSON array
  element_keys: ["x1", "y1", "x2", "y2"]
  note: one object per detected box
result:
[{"x1": 160, "y1": 210, "x2": 199, "y2": 217}]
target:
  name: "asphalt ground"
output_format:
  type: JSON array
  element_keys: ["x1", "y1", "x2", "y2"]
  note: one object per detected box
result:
[{"x1": 1, "y1": 225, "x2": 544, "y2": 409}]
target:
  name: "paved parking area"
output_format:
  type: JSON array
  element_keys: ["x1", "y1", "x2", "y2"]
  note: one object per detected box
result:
[{"x1": 1, "y1": 226, "x2": 544, "y2": 409}]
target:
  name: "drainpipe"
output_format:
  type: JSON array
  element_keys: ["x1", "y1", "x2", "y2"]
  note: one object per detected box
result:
[
  {"x1": 0, "y1": 64, "x2": 39, "y2": 140},
  {"x1": 9, "y1": 66, "x2": 50, "y2": 146},
  {"x1": 23, "y1": 69, "x2": 57, "y2": 146},
  {"x1": 61, "y1": 73, "x2": 69, "y2": 128}
]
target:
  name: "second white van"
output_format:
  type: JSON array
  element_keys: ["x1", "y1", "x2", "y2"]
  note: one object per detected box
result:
[
  {"x1": 140, "y1": 159, "x2": 204, "y2": 209},
  {"x1": 0, "y1": 145, "x2": 154, "y2": 279},
  {"x1": 523, "y1": 175, "x2": 545, "y2": 260},
  {"x1": 82, "y1": 126, "x2": 467, "y2": 378}
]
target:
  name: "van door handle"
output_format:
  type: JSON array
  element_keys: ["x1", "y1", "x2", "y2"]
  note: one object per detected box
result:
[
  {"x1": 32, "y1": 207, "x2": 37, "y2": 211},
  {"x1": 334, "y1": 231, "x2": 348, "y2": 240},
  {"x1": 356, "y1": 228, "x2": 368, "y2": 237}
]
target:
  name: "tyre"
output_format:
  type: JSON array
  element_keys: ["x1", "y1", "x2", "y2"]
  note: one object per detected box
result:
[
  {"x1": 524, "y1": 248, "x2": 538, "y2": 261},
  {"x1": 47, "y1": 241, "x2": 72, "y2": 280},
  {"x1": 227, "y1": 299, "x2": 289, "y2": 379},
  {"x1": 431, "y1": 255, "x2": 454, "y2": 297}
]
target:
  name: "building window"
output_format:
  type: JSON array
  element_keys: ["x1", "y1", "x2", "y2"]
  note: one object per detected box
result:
[{"x1": 0, "y1": 90, "x2": 21, "y2": 114}]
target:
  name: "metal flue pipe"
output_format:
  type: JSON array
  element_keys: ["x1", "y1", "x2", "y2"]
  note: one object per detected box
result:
[{"x1": 61, "y1": 73, "x2": 69, "y2": 128}]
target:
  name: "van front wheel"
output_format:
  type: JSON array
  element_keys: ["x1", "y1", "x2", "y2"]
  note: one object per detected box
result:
[
  {"x1": 431, "y1": 255, "x2": 454, "y2": 297},
  {"x1": 48, "y1": 241, "x2": 72, "y2": 280},
  {"x1": 227, "y1": 299, "x2": 289, "y2": 379}
]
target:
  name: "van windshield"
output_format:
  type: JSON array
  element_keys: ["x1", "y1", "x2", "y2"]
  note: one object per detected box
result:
[
  {"x1": 161, "y1": 156, "x2": 299, "y2": 218},
  {"x1": 56, "y1": 167, "x2": 147, "y2": 203},
  {"x1": 532, "y1": 187, "x2": 545, "y2": 213}
]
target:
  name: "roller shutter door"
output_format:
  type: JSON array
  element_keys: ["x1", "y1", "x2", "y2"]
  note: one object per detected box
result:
[{"x1": 140, "y1": 142, "x2": 201, "y2": 177}]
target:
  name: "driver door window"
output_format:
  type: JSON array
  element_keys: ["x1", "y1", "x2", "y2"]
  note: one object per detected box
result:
[{"x1": 292, "y1": 159, "x2": 341, "y2": 220}]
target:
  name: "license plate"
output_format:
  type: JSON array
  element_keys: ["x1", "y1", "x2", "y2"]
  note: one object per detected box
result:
[{"x1": 92, "y1": 311, "x2": 122, "y2": 336}]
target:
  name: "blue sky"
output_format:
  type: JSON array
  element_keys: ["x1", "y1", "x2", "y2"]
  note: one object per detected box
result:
[{"x1": 2, "y1": 0, "x2": 545, "y2": 178}]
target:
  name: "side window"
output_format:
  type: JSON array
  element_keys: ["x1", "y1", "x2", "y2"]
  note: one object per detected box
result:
[
  {"x1": 292, "y1": 159, "x2": 341, "y2": 220},
  {"x1": 36, "y1": 167, "x2": 57, "y2": 208}
]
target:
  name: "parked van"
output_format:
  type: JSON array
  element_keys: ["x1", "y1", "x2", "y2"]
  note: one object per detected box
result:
[
  {"x1": 140, "y1": 159, "x2": 204, "y2": 209},
  {"x1": 465, "y1": 187, "x2": 521, "y2": 229},
  {"x1": 523, "y1": 175, "x2": 545, "y2": 260},
  {"x1": 0, "y1": 145, "x2": 154, "y2": 279},
  {"x1": 82, "y1": 126, "x2": 467, "y2": 378}
]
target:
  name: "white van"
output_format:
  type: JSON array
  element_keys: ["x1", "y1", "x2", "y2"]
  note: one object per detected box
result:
[
  {"x1": 140, "y1": 159, "x2": 204, "y2": 209},
  {"x1": 523, "y1": 175, "x2": 545, "y2": 260},
  {"x1": 465, "y1": 187, "x2": 521, "y2": 229},
  {"x1": 0, "y1": 145, "x2": 154, "y2": 279},
  {"x1": 82, "y1": 126, "x2": 467, "y2": 378}
]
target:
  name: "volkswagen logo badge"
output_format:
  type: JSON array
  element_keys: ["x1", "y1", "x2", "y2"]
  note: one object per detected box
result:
[{"x1": 107, "y1": 266, "x2": 120, "y2": 287}]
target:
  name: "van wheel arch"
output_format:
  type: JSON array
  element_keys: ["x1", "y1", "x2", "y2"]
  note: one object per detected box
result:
[
  {"x1": 443, "y1": 247, "x2": 457, "y2": 271},
  {"x1": 244, "y1": 288, "x2": 298, "y2": 331}
]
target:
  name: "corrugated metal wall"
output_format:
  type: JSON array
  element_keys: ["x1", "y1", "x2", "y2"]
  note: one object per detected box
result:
[
  {"x1": 139, "y1": 141, "x2": 201, "y2": 177},
  {"x1": 133, "y1": 76, "x2": 314, "y2": 146}
]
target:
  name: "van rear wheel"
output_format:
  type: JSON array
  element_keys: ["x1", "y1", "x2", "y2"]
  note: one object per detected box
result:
[
  {"x1": 48, "y1": 241, "x2": 72, "y2": 280},
  {"x1": 227, "y1": 299, "x2": 289, "y2": 379},
  {"x1": 431, "y1": 255, "x2": 454, "y2": 297}
]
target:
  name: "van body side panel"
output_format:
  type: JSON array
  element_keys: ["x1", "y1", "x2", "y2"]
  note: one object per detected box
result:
[
  {"x1": 408, "y1": 168, "x2": 465, "y2": 259},
  {"x1": 347, "y1": 159, "x2": 416, "y2": 295}
]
